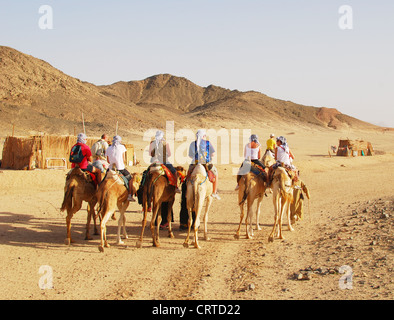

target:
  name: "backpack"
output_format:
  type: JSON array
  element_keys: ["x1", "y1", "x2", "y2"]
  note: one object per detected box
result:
[{"x1": 69, "y1": 144, "x2": 84, "y2": 164}]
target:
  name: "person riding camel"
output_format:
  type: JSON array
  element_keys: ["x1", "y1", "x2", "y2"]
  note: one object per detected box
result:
[
  {"x1": 70, "y1": 133, "x2": 102, "y2": 184},
  {"x1": 91, "y1": 134, "x2": 110, "y2": 173},
  {"x1": 266, "y1": 133, "x2": 276, "y2": 154},
  {"x1": 245, "y1": 134, "x2": 265, "y2": 169},
  {"x1": 149, "y1": 130, "x2": 181, "y2": 193},
  {"x1": 235, "y1": 134, "x2": 266, "y2": 190},
  {"x1": 267, "y1": 135, "x2": 296, "y2": 188},
  {"x1": 105, "y1": 135, "x2": 135, "y2": 202},
  {"x1": 275, "y1": 136, "x2": 295, "y2": 167},
  {"x1": 188, "y1": 129, "x2": 221, "y2": 200}
]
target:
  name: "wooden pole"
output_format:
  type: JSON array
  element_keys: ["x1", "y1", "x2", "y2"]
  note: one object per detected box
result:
[{"x1": 82, "y1": 112, "x2": 86, "y2": 135}]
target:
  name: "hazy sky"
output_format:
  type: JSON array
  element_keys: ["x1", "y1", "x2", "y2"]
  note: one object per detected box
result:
[{"x1": 1, "y1": 0, "x2": 393, "y2": 127}]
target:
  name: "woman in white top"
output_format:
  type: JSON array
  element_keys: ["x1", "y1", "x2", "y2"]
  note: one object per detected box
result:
[
  {"x1": 244, "y1": 134, "x2": 265, "y2": 169},
  {"x1": 275, "y1": 136, "x2": 295, "y2": 167},
  {"x1": 235, "y1": 134, "x2": 265, "y2": 190},
  {"x1": 266, "y1": 136, "x2": 296, "y2": 188}
]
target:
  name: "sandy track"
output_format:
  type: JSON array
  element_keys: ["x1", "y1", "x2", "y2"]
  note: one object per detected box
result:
[{"x1": 0, "y1": 136, "x2": 393, "y2": 301}]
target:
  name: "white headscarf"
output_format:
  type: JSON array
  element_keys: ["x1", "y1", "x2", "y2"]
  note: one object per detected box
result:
[
  {"x1": 196, "y1": 129, "x2": 206, "y2": 153},
  {"x1": 77, "y1": 133, "x2": 87, "y2": 144},
  {"x1": 112, "y1": 135, "x2": 122, "y2": 147},
  {"x1": 155, "y1": 130, "x2": 164, "y2": 150}
]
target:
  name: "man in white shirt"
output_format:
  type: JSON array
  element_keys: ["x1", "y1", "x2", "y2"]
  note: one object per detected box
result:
[{"x1": 105, "y1": 135, "x2": 135, "y2": 201}]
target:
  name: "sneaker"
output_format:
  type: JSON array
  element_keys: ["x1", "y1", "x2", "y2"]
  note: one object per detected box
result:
[
  {"x1": 160, "y1": 222, "x2": 169, "y2": 230},
  {"x1": 211, "y1": 193, "x2": 221, "y2": 200},
  {"x1": 234, "y1": 185, "x2": 239, "y2": 191},
  {"x1": 128, "y1": 194, "x2": 136, "y2": 202}
]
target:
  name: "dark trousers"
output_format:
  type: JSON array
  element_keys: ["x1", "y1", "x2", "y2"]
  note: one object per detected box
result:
[{"x1": 179, "y1": 181, "x2": 195, "y2": 227}]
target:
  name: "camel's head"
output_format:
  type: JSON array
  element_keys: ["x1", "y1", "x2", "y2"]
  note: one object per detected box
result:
[
  {"x1": 175, "y1": 166, "x2": 186, "y2": 184},
  {"x1": 131, "y1": 172, "x2": 142, "y2": 195}
]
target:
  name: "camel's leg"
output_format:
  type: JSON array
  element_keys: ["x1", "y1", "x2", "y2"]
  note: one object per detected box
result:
[
  {"x1": 286, "y1": 198, "x2": 294, "y2": 231},
  {"x1": 183, "y1": 209, "x2": 193, "y2": 248},
  {"x1": 92, "y1": 203, "x2": 99, "y2": 235},
  {"x1": 277, "y1": 197, "x2": 286, "y2": 240},
  {"x1": 245, "y1": 198, "x2": 254, "y2": 239},
  {"x1": 117, "y1": 201, "x2": 129, "y2": 244},
  {"x1": 85, "y1": 203, "x2": 94, "y2": 240},
  {"x1": 98, "y1": 210, "x2": 113, "y2": 252},
  {"x1": 193, "y1": 213, "x2": 201, "y2": 249},
  {"x1": 255, "y1": 196, "x2": 263, "y2": 231},
  {"x1": 203, "y1": 196, "x2": 213, "y2": 241},
  {"x1": 65, "y1": 201, "x2": 82, "y2": 245},
  {"x1": 268, "y1": 194, "x2": 280, "y2": 242},
  {"x1": 116, "y1": 209, "x2": 128, "y2": 245},
  {"x1": 234, "y1": 201, "x2": 245, "y2": 240},
  {"x1": 167, "y1": 199, "x2": 175, "y2": 239},
  {"x1": 136, "y1": 208, "x2": 148, "y2": 248},
  {"x1": 276, "y1": 198, "x2": 283, "y2": 238},
  {"x1": 150, "y1": 203, "x2": 161, "y2": 247}
]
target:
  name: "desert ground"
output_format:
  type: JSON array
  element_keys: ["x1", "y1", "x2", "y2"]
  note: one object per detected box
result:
[{"x1": 0, "y1": 125, "x2": 393, "y2": 301}]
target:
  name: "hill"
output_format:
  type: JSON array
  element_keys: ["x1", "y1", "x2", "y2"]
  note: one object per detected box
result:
[{"x1": 0, "y1": 46, "x2": 380, "y2": 139}]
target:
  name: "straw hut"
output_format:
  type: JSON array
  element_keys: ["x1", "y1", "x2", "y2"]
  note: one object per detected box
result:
[
  {"x1": 336, "y1": 139, "x2": 374, "y2": 157},
  {"x1": 1, "y1": 135, "x2": 134, "y2": 170}
]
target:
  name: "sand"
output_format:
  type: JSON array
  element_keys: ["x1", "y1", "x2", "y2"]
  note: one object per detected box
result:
[{"x1": 0, "y1": 126, "x2": 393, "y2": 301}]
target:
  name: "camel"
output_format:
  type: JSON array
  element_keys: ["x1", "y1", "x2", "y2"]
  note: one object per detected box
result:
[
  {"x1": 262, "y1": 150, "x2": 276, "y2": 168},
  {"x1": 96, "y1": 170, "x2": 141, "y2": 252},
  {"x1": 136, "y1": 164, "x2": 185, "y2": 248},
  {"x1": 268, "y1": 166, "x2": 294, "y2": 242},
  {"x1": 234, "y1": 169, "x2": 267, "y2": 240},
  {"x1": 60, "y1": 168, "x2": 99, "y2": 245},
  {"x1": 183, "y1": 164, "x2": 213, "y2": 249}
]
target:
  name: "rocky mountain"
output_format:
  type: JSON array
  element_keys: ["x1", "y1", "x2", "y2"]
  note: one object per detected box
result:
[{"x1": 0, "y1": 46, "x2": 380, "y2": 139}]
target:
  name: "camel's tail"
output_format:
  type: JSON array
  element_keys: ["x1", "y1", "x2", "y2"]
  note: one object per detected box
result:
[
  {"x1": 97, "y1": 189, "x2": 110, "y2": 221},
  {"x1": 239, "y1": 175, "x2": 251, "y2": 206},
  {"x1": 61, "y1": 182, "x2": 74, "y2": 212}
]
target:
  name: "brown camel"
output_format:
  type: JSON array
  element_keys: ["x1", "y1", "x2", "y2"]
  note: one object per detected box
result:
[
  {"x1": 96, "y1": 170, "x2": 141, "y2": 252},
  {"x1": 60, "y1": 168, "x2": 98, "y2": 245},
  {"x1": 136, "y1": 164, "x2": 185, "y2": 248},
  {"x1": 234, "y1": 169, "x2": 267, "y2": 240},
  {"x1": 183, "y1": 164, "x2": 213, "y2": 249},
  {"x1": 268, "y1": 167, "x2": 294, "y2": 242}
]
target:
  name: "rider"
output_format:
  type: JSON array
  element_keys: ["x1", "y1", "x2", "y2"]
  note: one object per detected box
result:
[
  {"x1": 245, "y1": 134, "x2": 265, "y2": 169},
  {"x1": 70, "y1": 133, "x2": 102, "y2": 183},
  {"x1": 105, "y1": 135, "x2": 135, "y2": 201},
  {"x1": 266, "y1": 133, "x2": 276, "y2": 154},
  {"x1": 149, "y1": 130, "x2": 180, "y2": 193},
  {"x1": 188, "y1": 129, "x2": 221, "y2": 200},
  {"x1": 267, "y1": 136, "x2": 296, "y2": 188},
  {"x1": 91, "y1": 134, "x2": 110, "y2": 173},
  {"x1": 275, "y1": 136, "x2": 295, "y2": 167},
  {"x1": 235, "y1": 134, "x2": 266, "y2": 190}
]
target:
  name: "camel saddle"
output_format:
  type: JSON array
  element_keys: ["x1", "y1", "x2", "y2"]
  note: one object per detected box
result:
[
  {"x1": 250, "y1": 162, "x2": 267, "y2": 179},
  {"x1": 185, "y1": 164, "x2": 215, "y2": 183},
  {"x1": 149, "y1": 163, "x2": 177, "y2": 187},
  {"x1": 67, "y1": 168, "x2": 98, "y2": 187}
]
